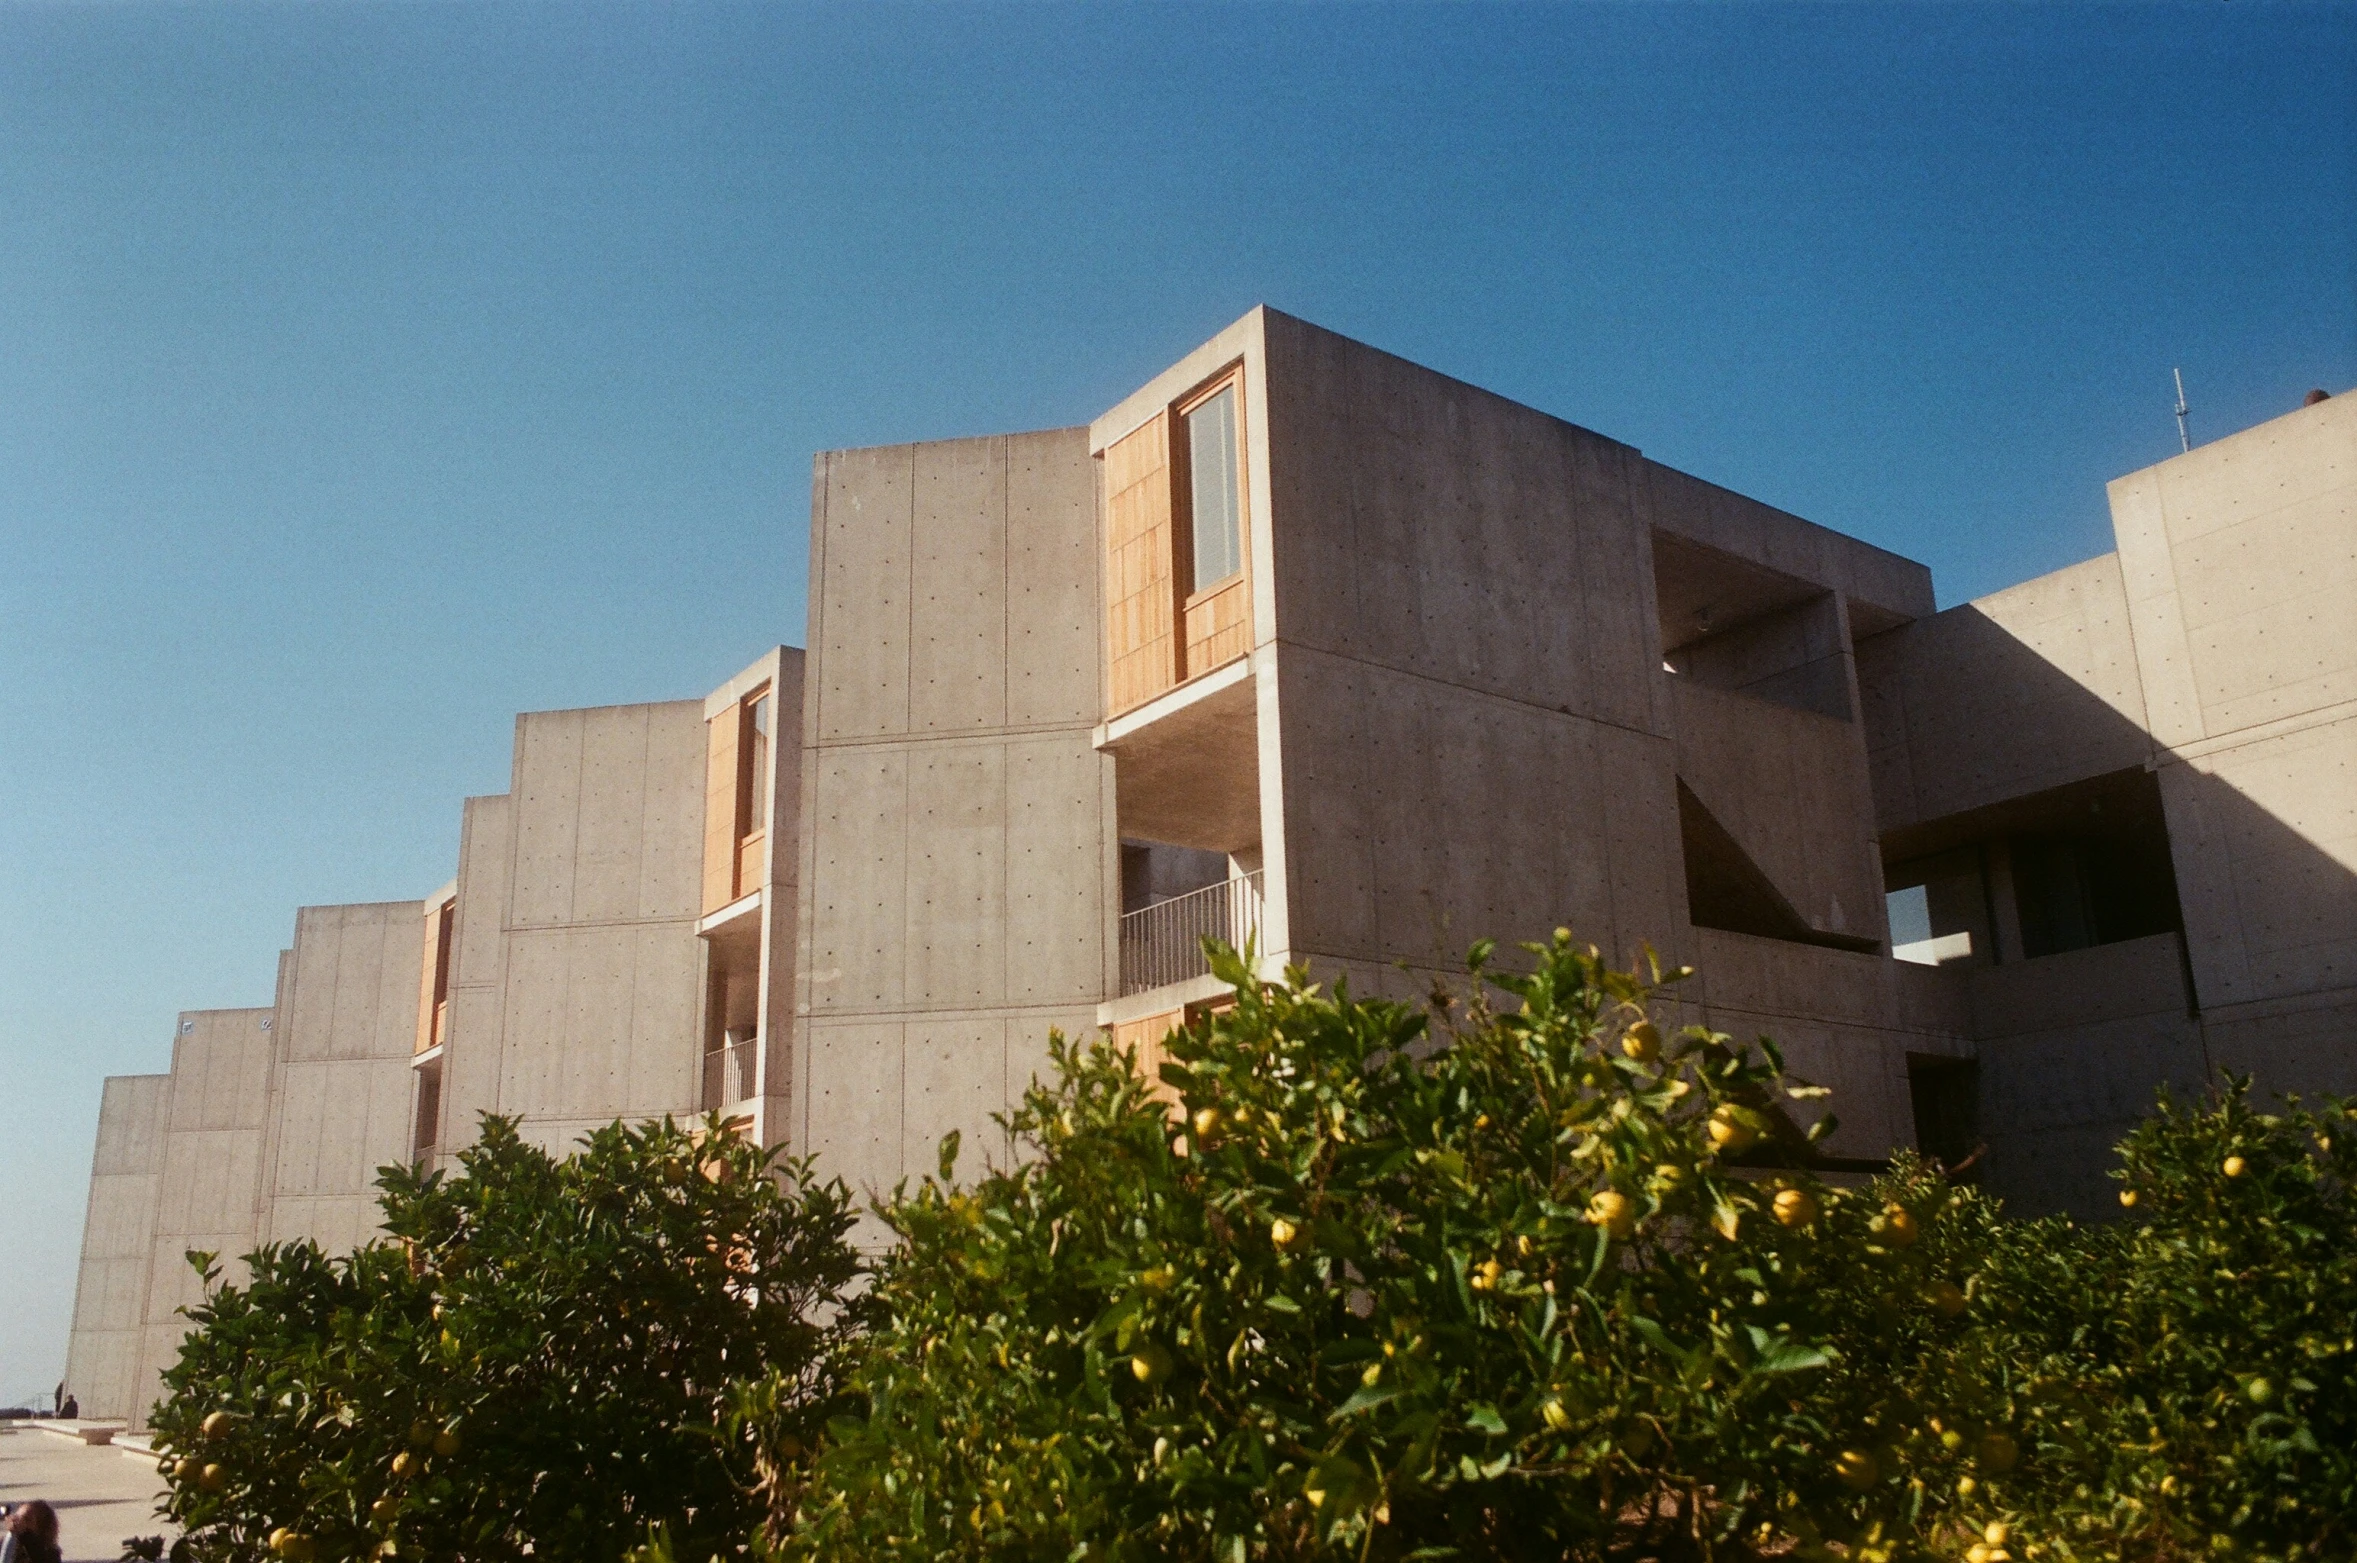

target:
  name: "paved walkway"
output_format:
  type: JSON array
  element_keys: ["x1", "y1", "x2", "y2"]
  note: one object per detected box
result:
[{"x1": 0, "y1": 1426, "x2": 173, "y2": 1563}]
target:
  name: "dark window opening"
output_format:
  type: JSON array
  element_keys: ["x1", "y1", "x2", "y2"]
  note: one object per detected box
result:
[
  {"x1": 1679, "y1": 781, "x2": 1878, "y2": 953},
  {"x1": 1908, "y1": 1056, "x2": 1980, "y2": 1180},
  {"x1": 1878, "y1": 768, "x2": 2183, "y2": 966},
  {"x1": 412, "y1": 1062, "x2": 442, "y2": 1161}
]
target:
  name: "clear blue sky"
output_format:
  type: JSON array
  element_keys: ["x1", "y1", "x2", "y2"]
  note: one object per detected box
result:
[{"x1": 1, "y1": 1, "x2": 2349, "y2": 1401}]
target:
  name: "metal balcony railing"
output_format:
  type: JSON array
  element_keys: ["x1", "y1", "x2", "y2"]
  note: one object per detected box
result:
[
  {"x1": 701, "y1": 1031, "x2": 759, "y2": 1110},
  {"x1": 1119, "y1": 871, "x2": 1263, "y2": 996}
]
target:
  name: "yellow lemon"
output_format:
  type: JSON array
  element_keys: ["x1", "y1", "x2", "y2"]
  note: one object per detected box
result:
[
  {"x1": 1542, "y1": 1397, "x2": 1572, "y2": 1431},
  {"x1": 432, "y1": 1428, "x2": 461, "y2": 1457},
  {"x1": 1706, "y1": 1108, "x2": 1757, "y2": 1154},
  {"x1": 2222, "y1": 1155, "x2": 2246, "y2": 1178},
  {"x1": 1928, "y1": 1281, "x2": 1967, "y2": 1317},
  {"x1": 1834, "y1": 1449, "x2": 1879, "y2": 1491},
  {"x1": 1586, "y1": 1190, "x2": 1636, "y2": 1239},
  {"x1": 2119, "y1": 1188, "x2": 2139, "y2": 1208},
  {"x1": 199, "y1": 1463, "x2": 227, "y2": 1493},
  {"x1": 1130, "y1": 1343, "x2": 1174, "y2": 1385},
  {"x1": 1772, "y1": 1188, "x2": 1818, "y2": 1228},
  {"x1": 1191, "y1": 1107, "x2": 1221, "y2": 1141},
  {"x1": 1621, "y1": 1021, "x2": 1660, "y2": 1064},
  {"x1": 1269, "y1": 1217, "x2": 1298, "y2": 1249},
  {"x1": 201, "y1": 1410, "x2": 235, "y2": 1441},
  {"x1": 1880, "y1": 1204, "x2": 1919, "y2": 1247}
]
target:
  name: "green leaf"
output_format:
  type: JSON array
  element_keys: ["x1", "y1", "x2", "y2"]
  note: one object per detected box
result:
[{"x1": 1332, "y1": 1381, "x2": 1407, "y2": 1421}]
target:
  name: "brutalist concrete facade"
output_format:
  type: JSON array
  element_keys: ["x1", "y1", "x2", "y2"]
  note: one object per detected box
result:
[{"x1": 65, "y1": 310, "x2": 2354, "y2": 1421}]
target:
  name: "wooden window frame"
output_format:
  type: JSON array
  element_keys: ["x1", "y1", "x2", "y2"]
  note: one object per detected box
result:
[
  {"x1": 1173, "y1": 367, "x2": 1248, "y2": 602},
  {"x1": 415, "y1": 899, "x2": 455, "y2": 1056}
]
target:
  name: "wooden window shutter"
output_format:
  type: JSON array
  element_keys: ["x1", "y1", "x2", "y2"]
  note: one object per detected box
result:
[
  {"x1": 414, "y1": 902, "x2": 444, "y2": 1056},
  {"x1": 702, "y1": 709, "x2": 741, "y2": 913},
  {"x1": 1104, "y1": 411, "x2": 1182, "y2": 717}
]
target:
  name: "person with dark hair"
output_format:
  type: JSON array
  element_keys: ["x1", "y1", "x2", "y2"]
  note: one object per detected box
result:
[
  {"x1": 0, "y1": 1499, "x2": 63, "y2": 1563},
  {"x1": 55, "y1": 1395, "x2": 76, "y2": 1422}
]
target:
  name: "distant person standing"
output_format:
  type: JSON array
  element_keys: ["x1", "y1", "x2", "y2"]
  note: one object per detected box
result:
[
  {"x1": 55, "y1": 1395, "x2": 76, "y2": 1421},
  {"x1": 0, "y1": 1499, "x2": 63, "y2": 1563}
]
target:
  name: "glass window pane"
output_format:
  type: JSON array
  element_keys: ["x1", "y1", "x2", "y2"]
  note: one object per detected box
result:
[
  {"x1": 1186, "y1": 386, "x2": 1241, "y2": 589},
  {"x1": 744, "y1": 693, "x2": 772, "y2": 834}
]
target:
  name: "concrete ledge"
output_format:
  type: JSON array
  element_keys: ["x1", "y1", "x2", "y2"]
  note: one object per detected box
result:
[{"x1": 27, "y1": 1419, "x2": 121, "y2": 1446}]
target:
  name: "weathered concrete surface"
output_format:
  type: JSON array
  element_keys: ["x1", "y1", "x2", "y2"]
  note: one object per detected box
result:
[
  {"x1": 797, "y1": 428, "x2": 1113, "y2": 1236},
  {"x1": 128, "y1": 1008, "x2": 274, "y2": 1430},
  {"x1": 60, "y1": 1076, "x2": 170, "y2": 1424},
  {"x1": 259, "y1": 901, "x2": 423, "y2": 1253},
  {"x1": 0, "y1": 1426, "x2": 173, "y2": 1562}
]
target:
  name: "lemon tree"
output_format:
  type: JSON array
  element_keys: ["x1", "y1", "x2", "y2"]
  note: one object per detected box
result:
[
  {"x1": 146, "y1": 1114, "x2": 867, "y2": 1563},
  {"x1": 1865, "y1": 1083, "x2": 2356, "y2": 1562},
  {"x1": 788, "y1": 935, "x2": 1946, "y2": 1561}
]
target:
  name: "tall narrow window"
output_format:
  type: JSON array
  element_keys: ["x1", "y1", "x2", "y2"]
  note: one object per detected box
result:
[
  {"x1": 743, "y1": 691, "x2": 772, "y2": 836},
  {"x1": 1185, "y1": 385, "x2": 1242, "y2": 589},
  {"x1": 428, "y1": 902, "x2": 453, "y2": 1048}
]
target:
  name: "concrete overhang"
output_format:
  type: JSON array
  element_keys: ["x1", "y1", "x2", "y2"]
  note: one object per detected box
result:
[{"x1": 1095, "y1": 659, "x2": 1260, "y2": 855}]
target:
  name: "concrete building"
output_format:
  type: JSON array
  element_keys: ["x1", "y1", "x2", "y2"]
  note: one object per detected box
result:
[{"x1": 65, "y1": 310, "x2": 2354, "y2": 1423}]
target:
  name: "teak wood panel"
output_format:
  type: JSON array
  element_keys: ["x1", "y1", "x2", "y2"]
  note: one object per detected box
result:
[
  {"x1": 1184, "y1": 575, "x2": 1251, "y2": 679},
  {"x1": 1109, "y1": 1010, "x2": 1184, "y2": 1105},
  {"x1": 735, "y1": 830, "x2": 767, "y2": 898},
  {"x1": 702, "y1": 708, "x2": 741, "y2": 913},
  {"x1": 1105, "y1": 412, "x2": 1181, "y2": 717},
  {"x1": 412, "y1": 903, "x2": 450, "y2": 1057}
]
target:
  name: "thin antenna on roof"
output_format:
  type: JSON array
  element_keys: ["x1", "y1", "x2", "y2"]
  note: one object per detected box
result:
[{"x1": 2173, "y1": 367, "x2": 2191, "y2": 454}]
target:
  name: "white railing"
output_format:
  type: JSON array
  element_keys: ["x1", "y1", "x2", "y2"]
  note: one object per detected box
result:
[
  {"x1": 701, "y1": 1031, "x2": 758, "y2": 1110},
  {"x1": 1120, "y1": 871, "x2": 1263, "y2": 996}
]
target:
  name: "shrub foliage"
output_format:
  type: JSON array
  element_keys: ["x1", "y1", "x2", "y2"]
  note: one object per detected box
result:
[
  {"x1": 147, "y1": 1114, "x2": 865, "y2": 1563},
  {"x1": 146, "y1": 936, "x2": 2354, "y2": 1563}
]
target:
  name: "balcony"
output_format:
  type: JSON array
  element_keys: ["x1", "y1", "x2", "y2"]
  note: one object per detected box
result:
[
  {"x1": 701, "y1": 1029, "x2": 759, "y2": 1110},
  {"x1": 1119, "y1": 871, "x2": 1263, "y2": 996}
]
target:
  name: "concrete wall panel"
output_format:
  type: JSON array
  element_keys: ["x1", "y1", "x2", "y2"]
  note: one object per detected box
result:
[
  {"x1": 904, "y1": 1017, "x2": 1009, "y2": 1177},
  {"x1": 64, "y1": 1074, "x2": 172, "y2": 1419},
  {"x1": 640, "y1": 701, "x2": 708, "y2": 922},
  {"x1": 2161, "y1": 713, "x2": 2357, "y2": 1009},
  {"x1": 799, "y1": 427, "x2": 1109, "y2": 1189},
  {"x1": 904, "y1": 744, "x2": 1009, "y2": 1008},
  {"x1": 1641, "y1": 460, "x2": 1934, "y2": 627},
  {"x1": 1008, "y1": 429, "x2": 1100, "y2": 726},
  {"x1": 1006, "y1": 737, "x2": 1112, "y2": 1003},
  {"x1": 573, "y1": 704, "x2": 654, "y2": 925},
  {"x1": 628, "y1": 918, "x2": 701, "y2": 1113},
  {"x1": 808, "y1": 746, "x2": 910, "y2": 1013},
  {"x1": 1261, "y1": 313, "x2": 1659, "y2": 730},
  {"x1": 1857, "y1": 556, "x2": 2154, "y2": 832},
  {"x1": 911, "y1": 437, "x2": 1010, "y2": 732},
  {"x1": 815, "y1": 444, "x2": 915, "y2": 742},
  {"x1": 510, "y1": 709, "x2": 586, "y2": 926},
  {"x1": 806, "y1": 1021, "x2": 904, "y2": 1206},
  {"x1": 1674, "y1": 679, "x2": 1886, "y2": 946},
  {"x1": 2204, "y1": 992, "x2": 2357, "y2": 1101},
  {"x1": 89, "y1": 1073, "x2": 171, "y2": 1175},
  {"x1": 2111, "y1": 390, "x2": 2356, "y2": 748}
]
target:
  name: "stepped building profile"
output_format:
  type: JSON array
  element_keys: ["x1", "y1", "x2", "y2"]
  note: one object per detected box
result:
[{"x1": 66, "y1": 310, "x2": 2356, "y2": 1424}]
